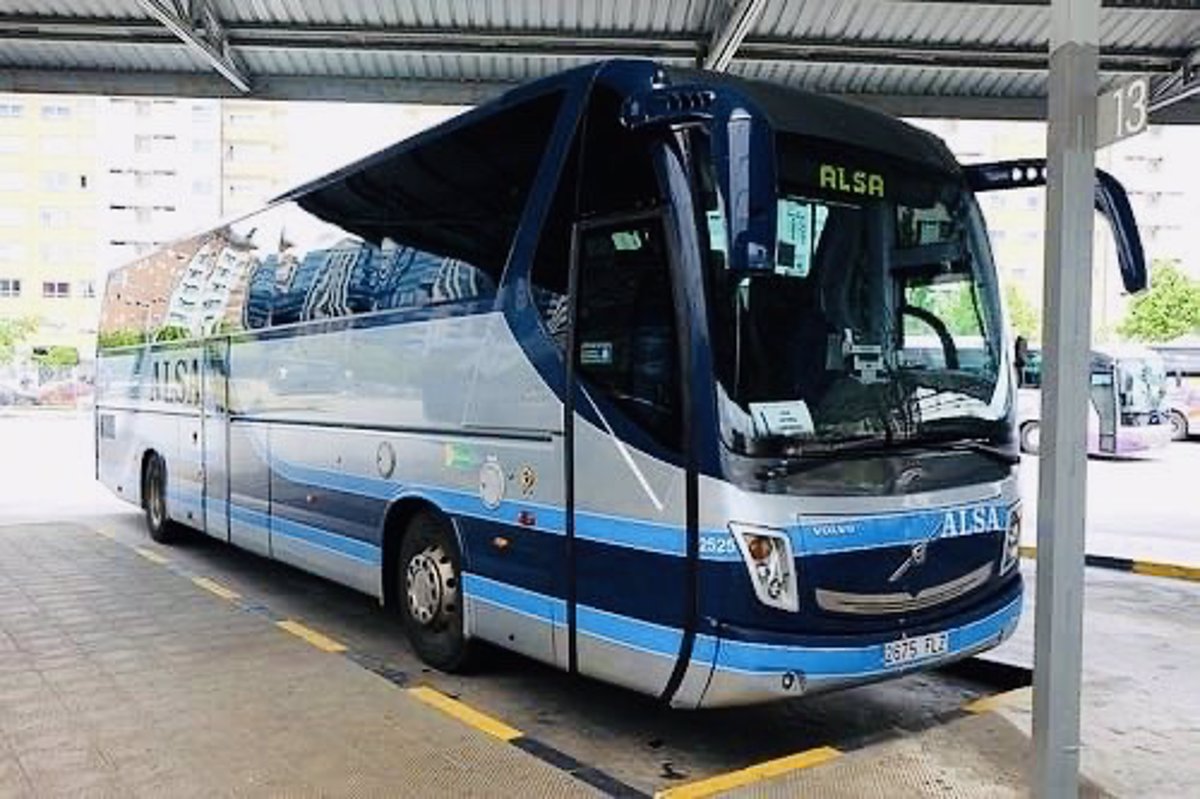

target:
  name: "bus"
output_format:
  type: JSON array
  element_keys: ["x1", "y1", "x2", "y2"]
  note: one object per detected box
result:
[
  {"x1": 95, "y1": 60, "x2": 1146, "y2": 708},
  {"x1": 1151, "y1": 338, "x2": 1200, "y2": 439},
  {"x1": 1016, "y1": 344, "x2": 1172, "y2": 456}
]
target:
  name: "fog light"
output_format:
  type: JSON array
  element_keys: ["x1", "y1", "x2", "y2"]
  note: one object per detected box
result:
[{"x1": 730, "y1": 522, "x2": 799, "y2": 613}]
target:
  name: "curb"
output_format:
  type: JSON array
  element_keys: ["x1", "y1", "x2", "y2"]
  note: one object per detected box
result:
[{"x1": 1019, "y1": 546, "x2": 1200, "y2": 583}]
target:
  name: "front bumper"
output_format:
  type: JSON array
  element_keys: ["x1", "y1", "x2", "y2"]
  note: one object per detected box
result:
[{"x1": 694, "y1": 579, "x2": 1023, "y2": 708}]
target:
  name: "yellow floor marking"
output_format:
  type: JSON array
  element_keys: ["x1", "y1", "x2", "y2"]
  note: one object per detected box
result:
[
  {"x1": 133, "y1": 546, "x2": 169, "y2": 564},
  {"x1": 407, "y1": 686, "x2": 522, "y2": 742},
  {"x1": 655, "y1": 746, "x2": 841, "y2": 798},
  {"x1": 1019, "y1": 545, "x2": 1037, "y2": 559},
  {"x1": 276, "y1": 620, "x2": 346, "y2": 653},
  {"x1": 1132, "y1": 560, "x2": 1200, "y2": 582},
  {"x1": 192, "y1": 576, "x2": 241, "y2": 601},
  {"x1": 964, "y1": 685, "x2": 1032, "y2": 715}
]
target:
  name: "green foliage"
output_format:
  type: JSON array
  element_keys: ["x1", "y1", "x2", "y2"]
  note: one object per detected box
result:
[
  {"x1": 1003, "y1": 283, "x2": 1041, "y2": 341},
  {"x1": 1118, "y1": 261, "x2": 1200, "y2": 342},
  {"x1": 905, "y1": 281, "x2": 984, "y2": 337},
  {"x1": 97, "y1": 329, "x2": 147, "y2": 350},
  {"x1": 34, "y1": 345, "x2": 79, "y2": 367},
  {"x1": 0, "y1": 317, "x2": 38, "y2": 364},
  {"x1": 153, "y1": 325, "x2": 192, "y2": 342}
]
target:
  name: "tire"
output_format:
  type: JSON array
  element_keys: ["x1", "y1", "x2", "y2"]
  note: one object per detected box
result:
[
  {"x1": 142, "y1": 453, "x2": 179, "y2": 544},
  {"x1": 398, "y1": 511, "x2": 474, "y2": 672},
  {"x1": 1168, "y1": 410, "x2": 1188, "y2": 442},
  {"x1": 1019, "y1": 421, "x2": 1041, "y2": 455}
]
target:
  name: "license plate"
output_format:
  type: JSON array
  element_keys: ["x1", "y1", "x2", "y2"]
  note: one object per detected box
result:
[{"x1": 883, "y1": 631, "x2": 949, "y2": 667}]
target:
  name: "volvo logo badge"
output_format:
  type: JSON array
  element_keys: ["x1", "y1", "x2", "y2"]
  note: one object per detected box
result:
[{"x1": 888, "y1": 541, "x2": 929, "y2": 583}]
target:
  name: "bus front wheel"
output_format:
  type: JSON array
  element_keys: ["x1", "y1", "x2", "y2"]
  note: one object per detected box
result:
[
  {"x1": 1019, "y1": 422, "x2": 1041, "y2": 456},
  {"x1": 142, "y1": 453, "x2": 179, "y2": 544},
  {"x1": 1168, "y1": 410, "x2": 1188, "y2": 441},
  {"x1": 398, "y1": 511, "x2": 474, "y2": 672}
]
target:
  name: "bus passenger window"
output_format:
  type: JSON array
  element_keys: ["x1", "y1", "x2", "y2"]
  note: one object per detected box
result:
[{"x1": 576, "y1": 219, "x2": 681, "y2": 450}]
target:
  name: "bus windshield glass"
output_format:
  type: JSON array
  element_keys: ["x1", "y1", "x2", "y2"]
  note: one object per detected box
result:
[{"x1": 707, "y1": 134, "x2": 1008, "y2": 458}]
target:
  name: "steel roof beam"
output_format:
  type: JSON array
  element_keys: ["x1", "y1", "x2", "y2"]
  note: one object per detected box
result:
[
  {"x1": 704, "y1": 0, "x2": 769, "y2": 71},
  {"x1": 0, "y1": 16, "x2": 1183, "y2": 76},
  {"x1": 134, "y1": 0, "x2": 250, "y2": 92},
  {"x1": 1149, "y1": 46, "x2": 1200, "y2": 113}
]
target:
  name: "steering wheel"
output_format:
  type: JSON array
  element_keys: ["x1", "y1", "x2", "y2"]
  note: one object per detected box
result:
[{"x1": 901, "y1": 304, "x2": 960, "y2": 370}]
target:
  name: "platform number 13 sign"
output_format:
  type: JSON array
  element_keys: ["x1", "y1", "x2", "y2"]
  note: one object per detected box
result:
[{"x1": 1097, "y1": 76, "x2": 1150, "y2": 148}]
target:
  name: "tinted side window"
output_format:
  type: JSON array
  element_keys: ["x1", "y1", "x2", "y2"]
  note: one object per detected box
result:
[
  {"x1": 576, "y1": 218, "x2": 681, "y2": 450},
  {"x1": 530, "y1": 86, "x2": 664, "y2": 348},
  {"x1": 287, "y1": 90, "x2": 563, "y2": 321}
]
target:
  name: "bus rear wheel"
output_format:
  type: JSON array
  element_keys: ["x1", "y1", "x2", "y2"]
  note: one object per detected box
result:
[
  {"x1": 142, "y1": 453, "x2": 179, "y2": 544},
  {"x1": 398, "y1": 511, "x2": 474, "y2": 672}
]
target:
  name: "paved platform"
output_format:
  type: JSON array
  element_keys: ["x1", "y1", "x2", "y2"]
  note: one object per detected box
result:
[
  {"x1": 717, "y1": 709, "x2": 1110, "y2": 798},
  {"x1": 0, "y1": 522, "x2": 596, "y2": 797}
]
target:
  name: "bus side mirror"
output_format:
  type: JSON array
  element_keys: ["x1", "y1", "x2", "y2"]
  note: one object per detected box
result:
[
  {"x1": 964, "y1": 159, "x2": 1148, "y2": 294},
  {"x1": 1094, "y1": 168, "x2": 1146, "y2": 294}
]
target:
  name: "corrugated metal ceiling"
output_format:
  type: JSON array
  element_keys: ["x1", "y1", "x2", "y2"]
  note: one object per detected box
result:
[{"x1": 0, "y1": 0, "x2": 1194, "y2": 120}]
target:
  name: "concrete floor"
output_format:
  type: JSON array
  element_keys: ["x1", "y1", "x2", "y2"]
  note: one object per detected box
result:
[
  {"x1": 0, "y1": 521, "x2": 595, "y2": 797},
  {"x1": 1, "y1": 410, "x2": 1197, "y2": 796}
]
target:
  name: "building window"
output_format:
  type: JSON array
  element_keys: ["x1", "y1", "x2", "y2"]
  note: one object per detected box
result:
[
  {"x1": 41, "y1": 171, "x2": 70, "y2": 192},
  {"x1": 39, "y1": 207, "x2": 70, "y2": 228},
  {"x1": 0, "y1": 278, "x2": 21, "y2": 297},
  {"x1": 42, "y1": 281, "x2": 70, "y2": 298},
  {"x1": 0, "y1": 174, "x2": 25, "y2": 192},
  {"x1": 0, "y1": 135, "x2": 24, "y2": 153},
  {"x1": 0, "y1": 243, "x2": 25, "y2": 261},
  {"x1": 40, "y1": 104, "x2": 71, "y2": 120},
  {"x1": 79, "y1": 280, "x2": 96, "y2": 299},
  {"x1": 0, "y1": 103, "x2": 24, "y2": 119},
  {"x1": 40, "y1": 136, "x2": 72, "y2": 155},
  {"x1": 0, "y1": 208, "x2": 26, "y2": 226}
]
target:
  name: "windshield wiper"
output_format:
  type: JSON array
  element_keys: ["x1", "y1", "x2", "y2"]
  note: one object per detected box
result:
[
  {"x1": 919, "y1": 438, "x2": 1020, "y2": 465},
  {"x1": 754, "y1": 435, "x2": 1017, "y2": 481},
  {"x1": 754, "y1": 436, "x2": 899, "y2": 479}
]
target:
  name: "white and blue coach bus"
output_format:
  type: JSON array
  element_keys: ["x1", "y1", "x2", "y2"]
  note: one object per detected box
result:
[{"x1": 96, "y1": 60, "x2": 1146, "y2": 708}]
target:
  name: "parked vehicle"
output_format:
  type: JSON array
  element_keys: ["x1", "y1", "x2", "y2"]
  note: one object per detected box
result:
[{"x1": 1016, "y1": 344, "x2": 1171, "y2": 456}]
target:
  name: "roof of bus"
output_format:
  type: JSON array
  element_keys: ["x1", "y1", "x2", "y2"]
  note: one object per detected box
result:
[{"x1": 278, "y1": 58, "x2": 959, "y2": 205}]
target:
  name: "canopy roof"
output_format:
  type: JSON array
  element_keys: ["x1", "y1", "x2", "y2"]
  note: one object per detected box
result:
[{"x1": 0, "y1": 1, "x2": 1196, "y2": 121}]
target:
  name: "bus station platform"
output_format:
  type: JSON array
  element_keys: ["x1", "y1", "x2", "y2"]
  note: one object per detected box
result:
[{"x1": 0, "y1": 521, "x2": 595, "y2": 797}]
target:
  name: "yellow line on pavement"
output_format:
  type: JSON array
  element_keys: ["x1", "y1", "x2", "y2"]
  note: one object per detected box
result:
[
  {"x1": 964, "y1": 686, "x2": 1032, "y2": 715},
  {"x1": 1132, "y1": 560, "x2": 1200, "y2": 582},
  {"x1": 407, "y1": 686, "x2": 522, "y2": 742},
  {"x1": 276, "y1": 620, "x2": 346, "y2": 653},
  {"x1": 133, "y1": 546, "x2": 169, "y2": 564},
  {"x1": 655, "y1": 746, "x2": 841, "y2": 798},
  {"x1": 1019, "y1": 545, "x2": 1037, "y2": 559},
  {"x1": 192, "y1": 576, "x2": 241, "y2": 601}
]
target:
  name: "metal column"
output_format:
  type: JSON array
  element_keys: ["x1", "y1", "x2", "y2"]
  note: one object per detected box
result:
[{"x1": 1034, "y1": 0, "x2": 1099, "y2": 795}]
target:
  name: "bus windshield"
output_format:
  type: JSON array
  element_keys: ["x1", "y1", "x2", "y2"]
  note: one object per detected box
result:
[{"x1": 708, "y1": 135, "x2": 1008, "y2": 459}]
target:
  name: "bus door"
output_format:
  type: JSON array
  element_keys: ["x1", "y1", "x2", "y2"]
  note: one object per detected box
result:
[
  {"x1": 201, "y1": 337, "x2": 231, "y2": 541},
  {"x1": 565, "y1": 211, "x2": 695, "y2": 698}
]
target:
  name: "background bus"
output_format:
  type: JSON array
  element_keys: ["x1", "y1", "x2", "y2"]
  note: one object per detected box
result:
[
  {"x1": 1151, "y1": 338, "x2": 1200, "y2": 440},
  {"x1": 94, "y1": 60, "x2": 1145, "y2": 708},
  {"x1": 1016, "y1": 344, "x2": 1171, "y2": 455}
]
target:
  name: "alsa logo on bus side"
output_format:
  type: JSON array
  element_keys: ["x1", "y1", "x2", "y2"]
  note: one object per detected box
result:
[
  {"x1": 148, "y1": 357, "x2": 201, "y2": 406},
  {"x1": 819, "y1": 164, "x2": 885, "y2": 198}
]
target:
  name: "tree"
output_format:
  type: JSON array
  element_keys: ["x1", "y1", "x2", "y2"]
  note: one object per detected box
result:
[
  {"x1": 0, "y1": 317, "x2": 38, "y2": 364},
  {"x1": 1118, "y1": 261, "x2": 1200, "y2": 342},
  {"x1": 1003, "y1": 282, "x2": 1041, "y2": 341}
]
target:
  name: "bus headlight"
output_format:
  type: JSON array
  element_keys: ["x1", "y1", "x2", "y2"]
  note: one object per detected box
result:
[
  {"x1": 729, "y1": 522, "x2": 799, "y2": 612},
  {"x1": 1000, "y1": 507, "x2": 1022, "y2": 576}
]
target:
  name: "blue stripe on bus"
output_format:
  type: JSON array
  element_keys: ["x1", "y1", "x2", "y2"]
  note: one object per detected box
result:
[
  {"x1": 463, "y1": 572, "x2": 717, "y2": 663},
  {"x1": 270, "y1": 515, "x2": 382, "y2": 565}
]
